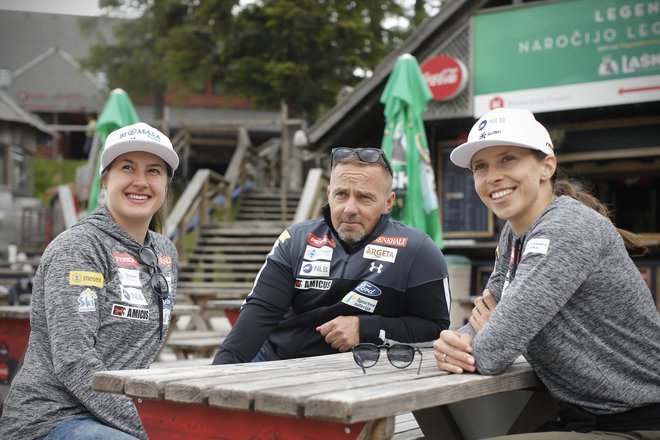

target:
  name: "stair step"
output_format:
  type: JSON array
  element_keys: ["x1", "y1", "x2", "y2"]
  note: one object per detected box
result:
[
  {"x1": 239, "y1": 206, "x2": 297, "y2": 213},
  {"x1": 193, "y1": 245, "x2": 273, "y2": 253},
  {"x1": 240, "y1": 198, "x2": 300, "y2": 207},
  {"x1": 178, "y1": 272, "x2": 257, "y2": 281},
  {"x1": 242, "y1": 192, "x2": 301, "y2": 199},
  {"x1": 187, "y1": 254, "x2": 269, "y2": 261},
  {"x1": 180, "y1": 262, "x2": 264, "y2": 271},
  {"x1": 196, "y1": 237, "x2": 276, "y2": 245},
  {"x1": 237, "y1": 213, "x2": 293, "y2": 220},
  {"x1": 178, "y1": 281, "x2": 254, "y2": 289}
]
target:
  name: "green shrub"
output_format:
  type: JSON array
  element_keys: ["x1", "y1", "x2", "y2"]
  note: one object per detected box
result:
[{"x1": 34, "y1": 157, "x2": 87, "y2": 203}]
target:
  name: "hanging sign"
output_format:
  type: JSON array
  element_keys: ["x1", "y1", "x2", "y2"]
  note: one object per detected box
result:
[{"x1": 421, "y1": 55, "x2": 468, "y2": 101}]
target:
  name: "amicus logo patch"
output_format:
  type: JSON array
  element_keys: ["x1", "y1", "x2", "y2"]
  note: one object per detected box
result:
[
  {"x1": 354, "y1": 281, "x2": 381, "y2": 297},
  {"x1": 294, "y1": 278, "x2": 333, "y2": 290},
  {"x1": 363, "y1": 244, "x2": 397, "y2": 263},
  {"x1": 111, "y1": 303, "x2": 149, "y2": 321}
]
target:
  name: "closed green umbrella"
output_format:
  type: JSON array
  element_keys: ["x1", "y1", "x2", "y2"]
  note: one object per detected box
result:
[
  {"x1": 381, "y1": 53, "x2": 443, "y2": 248},
  {"x1": 87, "y1": 88, "x2": 140, "y2": 213}
]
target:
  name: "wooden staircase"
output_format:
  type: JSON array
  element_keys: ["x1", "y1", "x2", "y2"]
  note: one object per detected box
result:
[
  {"x1": 163, "y1": 189, "x2": 301, "y2": 359},
  {"x1": 236, "y1": 190, "x2": 301, "y2": 221},
  {"x1": 176, "y1": 189, "x2": 301, "y2": 301}
]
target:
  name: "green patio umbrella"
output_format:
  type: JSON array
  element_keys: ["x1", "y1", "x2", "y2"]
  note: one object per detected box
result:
[
  {"x1": 381, "y1": 53, "x2": 443, "y2": 248},
  {"x1": 87, "y1": 88, "x2": 140, "y2": 213}
]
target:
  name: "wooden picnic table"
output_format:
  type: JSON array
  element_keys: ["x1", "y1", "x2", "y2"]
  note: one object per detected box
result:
[{"x1": 93, "y1": 349, "x2": 554, "y2": 439}]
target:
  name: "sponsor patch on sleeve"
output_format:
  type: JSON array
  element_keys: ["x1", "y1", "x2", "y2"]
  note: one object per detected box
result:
[
  {"x1": 342, "y1": 292, "x2": 378, "y2": 313},
  {"x1": 278, "y1": 230, "x2": 291, "y2": 243},
  {"x1": 70, "y1": 271, "x2": 104, "y2": 288},
  {"x1": 77, "y1": 288, "x2": 97, "y2": 312},
  {"x1": 523, "y1": 238, "x2": 550, "y2": 256}
]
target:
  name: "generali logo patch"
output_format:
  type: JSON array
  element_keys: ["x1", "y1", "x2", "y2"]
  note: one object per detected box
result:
[
  {"x1": 158, "y1": 255, "x2": 172, "y2": 267},
  {"x1": 372, "y1": 236, "x2": 408, "y2": 247},
  {"x1": 363, "y1": 244, "x2": 397, "y2": 263},
  {"x1": 307, "y1": 233, "x2": 336, "y2": 248}
]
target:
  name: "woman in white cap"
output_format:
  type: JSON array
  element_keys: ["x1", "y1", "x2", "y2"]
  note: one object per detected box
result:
[
  {"x1": 0, "y1": 122, "x2": 179, "y2": 440},
  {"x1": 434, "y1": 108, "x2": 660, "y2": 439}
]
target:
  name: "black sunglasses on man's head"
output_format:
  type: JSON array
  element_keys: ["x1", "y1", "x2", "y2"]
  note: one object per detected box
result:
[
  {"x1": 351, "y1": 343, "x2": 422, "y2": 374},
  {"x1": 331, "y1": 147, "x2": 393, "y2": 177},
  {"x1": 138, "y1": 245, "x2": 170, "y2": 340}
]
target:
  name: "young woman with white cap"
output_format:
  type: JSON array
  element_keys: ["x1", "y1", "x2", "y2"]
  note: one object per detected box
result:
[
  {"x1": 0, "y1": 122, "x2": 180, "y2": 440},
  {"x1": 434, "y1": 108, "x2": 660, "y2": 439}
]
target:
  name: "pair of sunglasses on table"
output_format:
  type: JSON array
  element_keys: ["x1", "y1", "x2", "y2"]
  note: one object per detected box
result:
[
  {"x1": 138, "y1": 245, "x2": 170, "y2": 340},
  {"x1": 331, "y1": 147, "x2": 393, "y2": 177},
  {"x1": 351, "y1": 343, "x2": 423, "y2": 374}
]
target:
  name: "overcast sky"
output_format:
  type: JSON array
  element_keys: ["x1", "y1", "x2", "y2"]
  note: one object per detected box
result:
[{"x1": 0, "y1": 0, "x2": 103, "y2": 16}]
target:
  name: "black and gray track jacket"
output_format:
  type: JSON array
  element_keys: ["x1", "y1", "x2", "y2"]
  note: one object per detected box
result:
[{"x1": 213, "y1": 205, "x2": 450, "y2": 364}]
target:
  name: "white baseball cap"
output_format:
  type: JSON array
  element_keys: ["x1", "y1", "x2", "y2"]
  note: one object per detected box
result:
[
  {"x1": 101, "y1": 122, "x2": 179, "y2": 174},
  {"x1": 450, "y1": 108, "x2": 554, "y2": 168}
]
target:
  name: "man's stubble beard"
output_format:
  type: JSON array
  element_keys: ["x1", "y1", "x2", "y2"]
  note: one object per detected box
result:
[{"x1": 337, "y1": 229, "x2": 365, "y2": 247}]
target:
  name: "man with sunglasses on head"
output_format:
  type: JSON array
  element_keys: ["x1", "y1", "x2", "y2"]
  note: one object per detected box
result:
[{"x1": 213, "y1": 147, "x2": 450, "y2": 365}]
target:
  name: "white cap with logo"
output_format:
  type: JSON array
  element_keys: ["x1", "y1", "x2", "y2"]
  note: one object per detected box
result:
[
  {"x1": 101, "y1": 122, "x2": 179, "y2": 174},
  {"x1": 450, "y1": 107, "x2": 554, "y2": 169}
]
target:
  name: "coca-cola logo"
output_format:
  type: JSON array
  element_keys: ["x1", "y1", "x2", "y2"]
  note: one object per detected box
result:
[{"x1": 421, "y1": 55, "x2": 468, "y2": 101}]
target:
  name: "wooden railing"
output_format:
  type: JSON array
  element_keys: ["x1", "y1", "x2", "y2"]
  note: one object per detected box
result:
[
  {"x1": 163, "y1": 169, "x2": 227, "y2": 261},
  {"x1": 293, "y1": 168, "x2": 328, "y2": 223},
  {"x1": 163, "y1": 126, "x2": 257, "y2": 262}
]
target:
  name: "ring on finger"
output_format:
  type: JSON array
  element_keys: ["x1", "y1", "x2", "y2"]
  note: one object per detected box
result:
[{"x1": 442, "y1": 353, "x2": 448, "y2": 363}]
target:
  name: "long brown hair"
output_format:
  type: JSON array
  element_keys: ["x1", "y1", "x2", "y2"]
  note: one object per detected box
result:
[{"x1": 536, "y1": 152, "x2": 647, "y2": 256}]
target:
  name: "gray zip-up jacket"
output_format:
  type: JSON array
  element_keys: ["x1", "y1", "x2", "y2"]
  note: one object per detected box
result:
[
  {"x1": 460, "y1": 196, "x2": 660, "y2": 415},
  {"x1": 0, "y1": 207, "x2": 178, "y2": 439}
]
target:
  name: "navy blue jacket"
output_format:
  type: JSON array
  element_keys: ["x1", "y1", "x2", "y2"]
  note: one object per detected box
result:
[{"x1": 213, "y1": 206, "x2": 450, "y2": 364}]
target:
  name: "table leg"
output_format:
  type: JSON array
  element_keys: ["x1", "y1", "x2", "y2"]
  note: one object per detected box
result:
[
  {"x1": 224, "y1": 309, "x2": 240, "y2": 326},
  {"x1": 136, "y1": 399, "x2": 369, "y2": 440},
  {"x1": 413, "y1": 405, "x2": 464, "y2": 440}
]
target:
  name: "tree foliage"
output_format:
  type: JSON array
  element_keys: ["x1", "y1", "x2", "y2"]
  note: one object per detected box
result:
[{"x1": 84, "y1": 0, "x2": 441, "y2": 121}]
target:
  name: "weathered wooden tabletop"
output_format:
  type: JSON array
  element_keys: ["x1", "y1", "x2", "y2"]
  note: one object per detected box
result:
[{"x1": 93, "y1": 349, "x2": 541, "y2": 439}]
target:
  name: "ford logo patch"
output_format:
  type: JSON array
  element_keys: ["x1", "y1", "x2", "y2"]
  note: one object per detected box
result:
[{"x1": 354, "y1": 281, "x2": 381, "y2": 297}]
